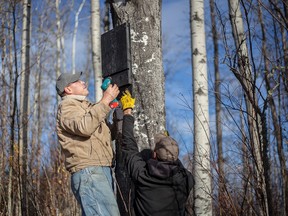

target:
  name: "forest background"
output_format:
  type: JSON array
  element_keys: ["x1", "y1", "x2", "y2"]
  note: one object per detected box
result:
[{"x1": 0, "y1": 0, "x2": 287, "y2": 216}]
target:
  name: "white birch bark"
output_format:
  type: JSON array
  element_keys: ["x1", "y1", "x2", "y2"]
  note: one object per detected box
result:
[
  {"x1": 91, "y1": 0, "x2": 103, "y2": 102},
  {"x1": 190, "y1": 0, "x2": 212, "y2": 215}
]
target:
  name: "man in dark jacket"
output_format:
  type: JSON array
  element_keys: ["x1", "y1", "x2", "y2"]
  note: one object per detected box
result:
[{"x1": 120, "y1": 90, "x2": 194, "y2": 216}]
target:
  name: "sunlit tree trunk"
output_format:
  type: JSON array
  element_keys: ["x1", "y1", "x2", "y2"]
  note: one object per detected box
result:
[
  {"x1": 110, "y1": 1, "x2": 165, "y2": 215},
  {"x1": 91, "y1": 0, "x2": 103, "y2": 102},
  {"x1": 19, "y1": 0, "x2": 31, "y2": 215},
  {"x1": 109, "y1": 0, "x2": 165, "y2": 156},
  {"x1": 228, "y1": 0, "x2": 270, "y2": 215},
  {"x1": 190, "y1": 0, "x2": 212, "y2": 215}
]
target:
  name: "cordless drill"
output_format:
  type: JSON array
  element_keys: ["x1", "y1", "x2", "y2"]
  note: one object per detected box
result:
[{"x1": 101, "y1": 77, "x2": 119, "y2": 109}]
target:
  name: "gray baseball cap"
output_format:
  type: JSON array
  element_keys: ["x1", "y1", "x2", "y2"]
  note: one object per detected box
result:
[
  {"x1": 154, "y1": 133, "x2": 179, "y2": 162},
  {"x1": 56, "y1": 72, "x2": 82, "y2": 96}
]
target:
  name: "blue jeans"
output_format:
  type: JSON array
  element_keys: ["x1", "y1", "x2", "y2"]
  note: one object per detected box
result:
[{"x1": 71, "y1": 166, "x2": 120, "y2": 216}]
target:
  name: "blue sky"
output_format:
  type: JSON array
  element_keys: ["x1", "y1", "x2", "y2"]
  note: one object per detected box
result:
[{"x1": 162, "y1": 0, "x2": 195, "y2": 157}]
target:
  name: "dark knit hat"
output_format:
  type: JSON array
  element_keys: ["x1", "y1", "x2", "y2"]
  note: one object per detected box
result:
[
  {"x1": 56, "y1": 72, "x2": 82, "y2": 96},
  {"x1": 154, "y1": 133, "x2": 179, "y2": 162}
]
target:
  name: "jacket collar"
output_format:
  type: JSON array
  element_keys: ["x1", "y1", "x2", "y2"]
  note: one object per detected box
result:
[
  {"x1": 147, "y1": 159, "x2": 180, "y2": 179},
  {"x1": 62, "y1": 95, "x2": 86, "y2": 101}
]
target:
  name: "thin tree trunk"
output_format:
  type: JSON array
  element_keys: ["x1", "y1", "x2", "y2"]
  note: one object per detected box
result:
[
  {"x1": 9, "y1": 2, "x2": 20, "y2": 215},
  {"x1": 91, "y1": 0, "x2": 103, "y2": 102},
  {"x1": 209, "y1": 0, "x2": 224, "y2": 214},
  {"x1": 0, "y1": 4, "x2": 7, "y2": 208},
  {"x1": 190, "y1": 0, "x2": 212, "y2": 215},
  {"x1": 257, "y1": 2, "x2": 287, "y2": 215},
  {"x1": 19, "y1": 0, "x2": 31, "y2": 215},
  {"x1": 240, "y1": 109, "x2": 253, "y2": 216},
  {"x1": 228, "y1": 0, "x2": 270, "y2": 215}
]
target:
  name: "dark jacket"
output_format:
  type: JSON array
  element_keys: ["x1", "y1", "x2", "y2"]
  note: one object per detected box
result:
[{"x1": 122, "y1": 114, "x2": 194, "y2": 216}]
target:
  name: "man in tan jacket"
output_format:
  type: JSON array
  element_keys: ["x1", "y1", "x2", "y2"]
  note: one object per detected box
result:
[{"x1": 56, "y1": 72, "x2": 120, "y2": 216}]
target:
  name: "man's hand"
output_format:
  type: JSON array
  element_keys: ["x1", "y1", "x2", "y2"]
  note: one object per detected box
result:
[
  {"x1": 120, "y1": 89, "x2": 135, "y2": 111},
  {"x1": 100, "y1": 84, "x2": 120, "y2": 107}
]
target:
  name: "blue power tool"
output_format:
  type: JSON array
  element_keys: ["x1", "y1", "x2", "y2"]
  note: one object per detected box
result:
[{"x1": 101, "y1": 77, "x2": 119, "y2": 108}]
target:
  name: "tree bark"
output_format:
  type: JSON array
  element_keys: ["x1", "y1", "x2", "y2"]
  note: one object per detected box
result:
[
  {"x1": 91, "y1": 0, "x2": 103, "y2": 102},
  {"x1": 19, "y1": 0, "x2": 31, "y2": 215},
  {"x1": 8, "y1": 3, "x2": 18, "y2": 215},
  {"x1": 209, "y1": 0, "x2": 225, "y2": 214},
  {"x1": 190, "y1": 0, "x2": 212, "y2": 215},
  {"x1": 109, "y1": 1, "x2": 165, "y2": 215},
  {"x1": 257, "y1": 2, "x2": 287, "y2": 215},
  {"x1": 228, "y1": 0, "x2": 270, "y2": 215},
  {"x1": 110, "y1": 1, "x2": 165, "y2": 148}
]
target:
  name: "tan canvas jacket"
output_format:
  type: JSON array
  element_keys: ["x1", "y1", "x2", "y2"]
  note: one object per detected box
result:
[{"x1": 56, "y1": 95, "x2": 114, "y2": 173}]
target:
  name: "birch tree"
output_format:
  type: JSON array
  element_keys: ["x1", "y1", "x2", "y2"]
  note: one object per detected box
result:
[
  {"x1": 91, "y1": 0, "x2": 102, "y2": 102},
  {"x1": 228, "y1": 0, "x2": 271, "y2": 215},
  {"x1": 19, "y1": 0, "x2": 31, "y2": 215},
  {"x1": 190, "y1": 0, "x2": 212, "y2": 215}
]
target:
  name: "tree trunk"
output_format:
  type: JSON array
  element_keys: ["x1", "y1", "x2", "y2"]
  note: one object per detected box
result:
[
  {"x1": 209, "y1": 0, "x2": 225, "y2": 214},
  {"x1": 8, "y1": 3, "x2": 18, "y2": 215},
  {"x1": 0, "y1": 4, "x2": 7, "y2": 208},
  {"x1": 190, "y1": 0, "x2": 212, "y2": 215},
  {"x1": 110, "y1": 1, "x2": 165, "y2": 215},
  {"x1": 110, "y1": 1, "x2": 165, "y2": 147},
  {"x1": 228, "y1": 0, "x2": 270, "y2": 215},
  {"x1": 241, "y1": 109, "x2": 253, "y2": 216},
  {"x1": 91, "y1": 0, "x2": 103, "y2": 102},
  {"x1": 257, "y1": 2, "x2": 287, "y2": 215},
  {"x1": 19, "y1": 0, "x2": 31, "y2": 215}
]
